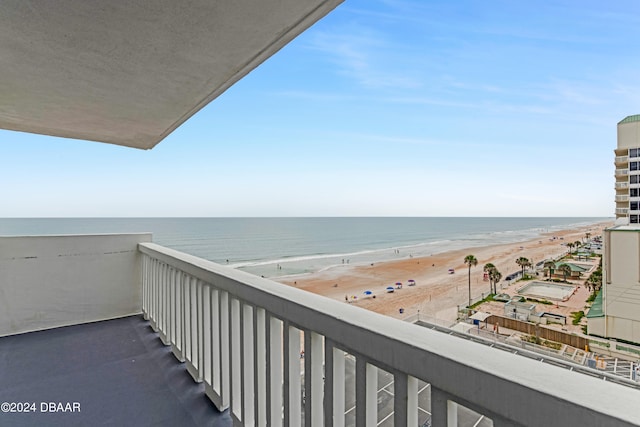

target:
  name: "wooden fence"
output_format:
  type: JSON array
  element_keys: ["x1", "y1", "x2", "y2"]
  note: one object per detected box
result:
[{"x1": 485, "y1": 315, "x2": 589, "y2": 349}]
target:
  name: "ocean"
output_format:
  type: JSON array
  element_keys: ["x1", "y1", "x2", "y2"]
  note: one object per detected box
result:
[{"x1": 0, "y1": 217, "x2": 609, "y2": 278}]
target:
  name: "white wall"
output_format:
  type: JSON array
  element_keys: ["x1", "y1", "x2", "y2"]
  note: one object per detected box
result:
[
  {"x1": 618, "y1": 120, "x2": 640, "y2": 149},
  {"x1": 603, "y1": 227, "x2": 640, "y2": 343},
  {"x1": 0, "y1": 233, "x2": 151, "y2": 336}
]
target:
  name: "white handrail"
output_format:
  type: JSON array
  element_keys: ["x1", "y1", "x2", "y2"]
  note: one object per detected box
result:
[{"x1": 139, "y1": 242, "x2": 640, "y2": 427}]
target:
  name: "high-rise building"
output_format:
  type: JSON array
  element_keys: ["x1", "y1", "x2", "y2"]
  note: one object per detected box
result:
[
  {"x1": 588, "y1": 115, "x2": 640, "y2": 344},
  {"x1": 615, "y1": 115, "x2": 640, "y2": 223}
]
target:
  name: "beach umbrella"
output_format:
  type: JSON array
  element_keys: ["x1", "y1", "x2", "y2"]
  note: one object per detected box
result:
[
  {"x1": 396, "y1": 282, "x2": 402, "y2": 285},
  {"x1": 363, "y1": 290, "x2": 373, "y2": 295},
  {"x1": 408, "y1": 279, "x2": 416, "y2": 286},
  {"x1": 386, "y1": 286, "x2": 395, "y2": 293}
]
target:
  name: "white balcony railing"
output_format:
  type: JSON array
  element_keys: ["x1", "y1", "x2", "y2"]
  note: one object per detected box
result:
[
  {"x1": 139, "y1": 242, "x2": 640, "y2": 427},
  {"x1": 616, "y1": 182, "x2": 630, "y2": 189},
  {"x1": 616, "y1": 195, "x2": 630, "y2": 202},
  {"x1": 616, "y1": 168, "x2": 630, "y2": 176},
  {"x1": 617, "y1": 208, "x2": 630, "y2": 215},
  {"x1": 616, "y1": 155, "x2": 629, "y2": 164}
]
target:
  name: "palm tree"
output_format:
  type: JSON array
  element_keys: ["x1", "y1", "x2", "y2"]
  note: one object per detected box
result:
[
  {"x1": 488, "y1": 267, "x2": 502, "y2": 294},
  {"x1": 588, "y1": 269, "x2": 602, "y2": 292},
  {"x1": 515, "y1": 256, "x2": 531, "y2": 279},
  {"x1": 566, "y1": 242, "x2": 574, "y2": 255},
  {"x1": 483, "y1": 263, "x2": 495, "y2": 293},
  {"x1": 585, "y1": 232, "x2": 591, "y2": 242},
  {"x1": 584, "y1": 278, "x2": 592, "y2": 293},
  {"x1": 464, "y1": 254, "x2": 478, "y2": 307},
  {"x1": 543, "y1": 260, "x2": 556, "y2": 279},
  {"x1": 574, "y1": 241, "x2": 581, "y2": 254},
  {"x1": 558, "y1": 263, "x2": 572, "y2": 282}
]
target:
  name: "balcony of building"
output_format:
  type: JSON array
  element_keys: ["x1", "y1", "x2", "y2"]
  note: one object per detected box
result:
[
  {"x1": 616, "y1": 182, "x2": 630, "y2": 190},
  {"x1": 2, "y1": 234, "x2": 639, "y2": 427},
  {"x1": 616, "y1": 208, "x2": 630, "y2": 216},
  {"x1": 616, "y1": 168, "x2": 630, "y2": 177},
  {"x1": 616, "y1": 195, "x2": 630, "y2": 203},
  {"x1": 615, "y1": 148, "x2": 630, "y2": 157},
  {"x1": 616, "y1": 155, "x2": 630, "y2": 165}
]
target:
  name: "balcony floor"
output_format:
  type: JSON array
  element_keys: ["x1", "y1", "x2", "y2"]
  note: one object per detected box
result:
[{"x1": 0, "y1": 315, "x2": 231, "y2": 427}]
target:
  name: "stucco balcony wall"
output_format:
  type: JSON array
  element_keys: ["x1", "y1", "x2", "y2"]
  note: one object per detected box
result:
[{"x1": 0, "y1": 233, "x2": 151, "y2": 336}]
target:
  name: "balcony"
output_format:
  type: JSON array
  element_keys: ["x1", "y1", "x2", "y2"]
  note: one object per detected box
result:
[
  {"x1": 2, "y1": 234, "x2": 640, "y2": 427},
  {"x1": 616, "y1": 168, "x2": 630, "y2": 177},
  {"x1": 616, "y1": 208, "x2": 630, "y2": 216},
  {"x1": 616, "y1": 195, "x2": 630, "y2": 202},
  {"x1": 616, "y1": 182, "x2": 630, "y2": 190},
  {"x1": 616, "y1": 155, "x2": 629, "y2": 164}
]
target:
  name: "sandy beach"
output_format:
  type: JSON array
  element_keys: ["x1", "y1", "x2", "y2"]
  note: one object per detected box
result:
[{"x1": 278, "y1": 221, "x2": 611, "y2": 322}]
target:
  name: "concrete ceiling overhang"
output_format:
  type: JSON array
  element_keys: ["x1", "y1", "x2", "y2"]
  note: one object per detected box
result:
[{"x1": 0, "y1": 0, "x2": 342, "y2": 149}]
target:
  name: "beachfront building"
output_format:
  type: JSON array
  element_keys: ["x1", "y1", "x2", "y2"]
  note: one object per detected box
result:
[
  {"x1": 0, "y1": 4, "x2": 639, "y2": 426},
  {"x1": 615, "y1": 115, "x2": 640, "y2": 223},
  {"x1": 588, "y1": 226, "x2": 640, "y2": 345},
  {"x1": 588, "y1": 115, "x2": 640, "y2": 346}
]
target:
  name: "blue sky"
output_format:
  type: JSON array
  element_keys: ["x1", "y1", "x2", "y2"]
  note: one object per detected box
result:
[{"x1": 3, "y1": 0, "x2": 640, "y2": 217}]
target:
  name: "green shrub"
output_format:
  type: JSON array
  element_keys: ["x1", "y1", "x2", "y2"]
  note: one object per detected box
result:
[
  {"x1": 526, "y1": 297, "x2": 553, "y2": 305},
  {"x1": 542, "y1": 339, "x2": 562, "y2": 350},
  {"x1": 469, "y1": 293, "x2": 495, "y2": 309},
  {"x1": 586, "y1": 291, "x2": 598, "y2": 303},
  {"x1": 571, "y1": 311, "x2": 585, "y2": 325}
]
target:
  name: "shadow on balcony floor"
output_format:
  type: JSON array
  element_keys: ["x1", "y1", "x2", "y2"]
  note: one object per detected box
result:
[{"x1": 0, "y1": 315, "x2": 231, "y2": 427}]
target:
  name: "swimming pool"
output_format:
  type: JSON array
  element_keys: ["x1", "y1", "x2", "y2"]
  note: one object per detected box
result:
[{"x1": 517, "y1": 281, "x2": 576, "y2": 301}]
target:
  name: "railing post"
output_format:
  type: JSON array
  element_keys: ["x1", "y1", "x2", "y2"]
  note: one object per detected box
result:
[
  {"x1": 202, "y1": 284, "x2": 211, "y2": 387},
  {"x1": 208, "y1": 288, "x2": 221, "y2": 398},
  {"x1": 169, "y1": 268, "x2": 176, "y2": 348},
  {"x1": 394, "y1": 372, "x2": 408, "y2": 426},
  {"x1": 220, "y1": 290, "x2": 230, "y2": 409},
  {"x1": 150, "y1": 258, "x2": 157, "y2": 330},
  {"x1": 393, "y1": 372, "x2": 418, "y2": 426},
  {"x1": 267, "y1": 314, "x2": 283, "y2": 427},
  {"x1": 355, "y1": 358, "x2": 377, "y2": 427},
  {"x1": 174, "y1": 271, "x2": 185, "y2": 361},
  {"x1": 304, "y1": 331, "x2": 324, "y2": 427},
  {"x1": 431, "y1": 387, "x2": 456, "y2": 427},
  {"x1": 190, "y1": 277, "x2": 200, "y2": 378},
  {"x1": 183, "y1": 274, "x2": 191, "y2": 363},
  {"x1": 332, "y1": 347, "x2": 345, "y2": 427},
  {"x1": 242, "y1": 303, "x2": 255, "y2": 425},
  {"x1": 284, "y1": 322, "x2": 301, "y2": 427},
  {"x1": 142, "y1": 255, "x2": 148, "y2": 319},
  {"x1": 197, "y1": 280, "x2": 204, "y2": 381},
  {"x1": 160, "y1": 263, "x2": 169, "y2": 345},
  {"x1": 408, "y1": 375, "x2": 419, "y2": 426},
  {"x1": 323, "y1": 340, "x2": 345, "y2": 427},
  {"x1": 323, "y1": 340, "x2": 334, "y2": 427},
  {"x1": 230, "y1": 297, "x2": 242, "y2": 421},
  {"x1": 254, "y1": 308, "x2": 267, "y2": 427}
]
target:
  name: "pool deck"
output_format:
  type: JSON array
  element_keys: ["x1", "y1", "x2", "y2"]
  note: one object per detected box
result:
[
  {"x1": 517, "y1": 281, "x2": 577, "y2": 301},
  {"x1": 474, "y1": 278, "x2": 593, "y2": 334}
]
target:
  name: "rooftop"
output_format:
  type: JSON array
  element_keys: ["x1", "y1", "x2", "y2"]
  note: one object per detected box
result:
[
  {"x1": 586, "y1": 291, "x2": 604, "y2": 318},
  {"x1": 619, "y1": 115, "x2": 640, "y2": 125}
]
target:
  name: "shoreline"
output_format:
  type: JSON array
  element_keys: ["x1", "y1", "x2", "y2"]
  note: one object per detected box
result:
[
  {"x1": 237, "y1": 218, "x2": 610, "y2": 279},
  {"x1": 277, "y1": 220, "x2": 612, "y2": 322}
]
